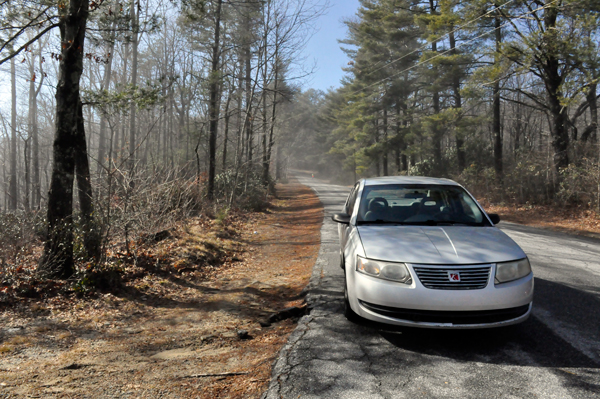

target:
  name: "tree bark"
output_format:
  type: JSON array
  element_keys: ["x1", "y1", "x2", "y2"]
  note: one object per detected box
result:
[
  {"x1": 429, "y1": 0, "x2": 442, "y2": 175},
  {"x1": 75, "y1": 100, "x2": 100, "y2": 260},
  {"x1": 265, "y1": 44, "x2": 280, "y2": 186},
  {"x1": 222, "y1": 85, "x2": 232, "y2": 171},
  {"x1": 39, "y1": 0, "x2": 90, "y2": 278},
  {"x1": 581, "y1": 83, "x2": 598, "y2": 143},
  {"x1": 9, "y1": 56, "x2": 17, "y2": 211},
  {"x1": 382, "y1": 107, "x2": 388, "y2": 176},
  {"x1": 544, "y1": 3, "x2": 569, "y2": 171},
  {"x1": 207, "y1": 0, "x2": 223, "y2": 200},
  {"x1": 449, "y1": 30, "x2": 465, "y2": 172},
  {"x1": 32, "y1": 43, "x2": 44, "y2": 209},
  {"x1": 128, "y1": 1, "x2": 139, "y2": 174},
  {"x1": 545, "y1": 74, "x2": 569, "y2": 171},
  {"x1": 97, "y1": 33, "x2": 115, "y2": 175},
  {"x1": 261, "y1": 31, "x2": 268, "y2": 186},
  {"x1": 492, "y1": 14, "x2": 503, "y2": 178},
  {"x1": 245, "y1": 36, "x2": 253, "y2": 163}
]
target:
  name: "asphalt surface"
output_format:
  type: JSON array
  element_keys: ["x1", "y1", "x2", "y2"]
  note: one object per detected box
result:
[{"x1": 264, "y1": 174, "x2": 600, "y2": 399}]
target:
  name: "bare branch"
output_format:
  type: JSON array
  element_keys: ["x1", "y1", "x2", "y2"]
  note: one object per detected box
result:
[{"x1": 0, "y1": 23, "x2": 59, "y2": 66}]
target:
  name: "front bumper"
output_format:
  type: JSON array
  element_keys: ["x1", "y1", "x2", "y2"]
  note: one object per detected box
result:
[
  {"x1": 350, "y1": 263, "x2": 534, "y2": 329},
  {"x1": 358, "y1": 301, "x2": 531, "y2": 329}
]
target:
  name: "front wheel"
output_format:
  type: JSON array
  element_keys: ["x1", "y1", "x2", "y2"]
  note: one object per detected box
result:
[{"x1": 344, "y1": 272, "x2": 360, "y2": 323}]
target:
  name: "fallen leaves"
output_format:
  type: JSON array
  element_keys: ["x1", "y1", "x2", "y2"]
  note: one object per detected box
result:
[
  {"x1": 483, "y1": 201, "x2": 600, "y2": 236},
  {"x1": 0, "y1": 179, "x2": 323, "y2": 399}
]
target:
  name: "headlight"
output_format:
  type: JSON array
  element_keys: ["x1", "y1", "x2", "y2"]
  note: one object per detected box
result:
[
  {"x1": 356, "y1": 256, "x2": 412, "y2": 284},
  {"x1": 495, "y1": 258, "x2": 531, "y2": 284}
]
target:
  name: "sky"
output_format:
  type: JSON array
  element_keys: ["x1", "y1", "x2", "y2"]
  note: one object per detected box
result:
[{"x1": 301, "y1": 0, "x2": 360, "y2": 91}]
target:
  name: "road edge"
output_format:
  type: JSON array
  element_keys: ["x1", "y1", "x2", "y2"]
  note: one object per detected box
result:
[{"x1": 261, "y1": 185, "x2": 331, "y2": 399}]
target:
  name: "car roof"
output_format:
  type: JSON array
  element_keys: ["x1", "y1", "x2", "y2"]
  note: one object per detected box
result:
[{"x1": 361, "y1": 176, "x2": 460, "y2": 186}]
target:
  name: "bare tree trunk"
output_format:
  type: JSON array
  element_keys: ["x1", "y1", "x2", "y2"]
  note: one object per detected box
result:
[
  {"x1": 2, "y1": 128, "x2": 8, "y2": 210},
  {"x1": 97, "y1": 33, "x2": 115, "y2": 175},
  {"x1": 493, "y1": 15, "x2": 503, "y2": 178},
  {"x1": 265, "y1": 51, "x2": 279, "y2": 186},
  {"x1": 513, "y1": 89, "x2": 523, "y2": 158},
  {"x1": 222, "y1": 86, "x2": 232, "y2": 171},
  {"x1": 260, "y1": 8, "x2": 270, "y2": 186},
  {"x1": 244, "y1": 13, "x2": 254, "y2": 164},
  {"x1": 449, "y1": 30, "x2": 465, "y2": 172},
  {"x1": 24, "y1": 138, "x2": 30, "y2": 211},
  {"x1": 118, "y1": 41, "x2": 130, "y2": 163},
  {"x1": 75, "y1": 101, "x2": 100, "y2": 260},
  {"x1": 32, "y1": 43, "x2": 44, "y2": 209},
  {"x1": 40, "y1": 0, "x2": 90, "y2": 278},
  {"x1": 581, "y1": 83, "x2": 598, "y2": 143},
  {"x1": 236, "y1": 56, "x2": 244, "y2": 167},
  {"x1": 382, "y1": 107, "x2": 388, "y2": 176},
  {"x1": 207, "y1": 0, "x2": 223, "y2": 200},
  {"x1": 430, "y1": 0, "x2": 442, "y2": 176},
  {"x1": 374, "y1": 119, "x2": 380, "y2": 176},
  {"x1": 128, "y1": 1, "x2": 139, "y2": 174},
  {"x1": 25, "y1": 55, "x2": 37, "y2": 211},
  {"x1": 9, "y1": 56, "x2": 17, "y2": 210},
  {"x1": 399, "y1": 103, "x2": 408, "y2": 171},
  {"x1": 544, "y1": 4, "x2": 569, "y2": 172}
]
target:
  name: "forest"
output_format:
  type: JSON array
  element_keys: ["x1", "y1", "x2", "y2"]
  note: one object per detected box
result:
[
  {"x1": 1, "y1": 0, "x2": 600, "y2": 279},
  {"x1": 0, "y1": 0, "x2": 324, "y2": 278},
  {"x1": 294, "y1": 0, "x2": 600, "y2": 211}
]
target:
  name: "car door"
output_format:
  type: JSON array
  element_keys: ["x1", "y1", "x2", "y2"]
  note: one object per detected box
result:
[{"x1": 339, "y1": 182, "x2": 360, "y2": 253}]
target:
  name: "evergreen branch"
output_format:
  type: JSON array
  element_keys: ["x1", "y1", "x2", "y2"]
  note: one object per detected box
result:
[
  {"x1": 350, "y1": 1, "x2": 562, "y2": 97},
  {"x1": 362, "y1": 0, "x2": 518, "y2": 80}
]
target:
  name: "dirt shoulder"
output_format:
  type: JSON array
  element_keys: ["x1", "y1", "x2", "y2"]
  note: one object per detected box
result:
[
  {"x1": 482, "y1": 201, "x2": 600, "y2": 239},
  {"x1": 0, "y1": 178, "x2": 323, "y2": 398}
]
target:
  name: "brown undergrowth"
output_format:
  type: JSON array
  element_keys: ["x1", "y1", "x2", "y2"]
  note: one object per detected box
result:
[{"x1": 0, "y1": 178, "x2": 323, "y2": 398}]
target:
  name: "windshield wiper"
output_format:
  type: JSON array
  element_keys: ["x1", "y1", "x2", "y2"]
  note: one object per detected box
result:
[
  {"x1": 406, "y1": 220, "x2": 483, "y2": 226},
  {"x1": 357, "y1": 219, "x2": 485, "y2": 226},
  {"x1": 356, "y1": 219, "x2": 404, "y2": 225}
]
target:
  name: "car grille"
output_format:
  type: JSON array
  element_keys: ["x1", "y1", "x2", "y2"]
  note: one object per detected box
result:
[{"x1": 413, "y1": 265, "x2": 491, "y2": 290}]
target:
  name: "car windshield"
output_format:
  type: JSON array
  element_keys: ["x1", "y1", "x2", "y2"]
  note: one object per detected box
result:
[{"x1": 356, "y1": 184, "x2": 489, "y2": 226}]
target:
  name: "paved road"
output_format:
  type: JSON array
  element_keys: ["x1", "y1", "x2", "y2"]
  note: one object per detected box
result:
[{"x1": 264, "y1": 175, "x2": 600, "y2": 399}]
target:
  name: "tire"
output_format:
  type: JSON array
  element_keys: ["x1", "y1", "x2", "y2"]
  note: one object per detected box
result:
[{"x1": 343, "y1": 272, "x2": 360, "y2": 323}]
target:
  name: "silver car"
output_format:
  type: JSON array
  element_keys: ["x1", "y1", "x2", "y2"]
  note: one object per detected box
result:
[{"x1": 332, "y1": 176, "x2": 533, "y2": 329}]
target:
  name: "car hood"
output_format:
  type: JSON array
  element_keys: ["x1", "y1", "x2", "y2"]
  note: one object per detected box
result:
[{"x1": 357, "y1": 225, "x2": 526, "y2": 264}]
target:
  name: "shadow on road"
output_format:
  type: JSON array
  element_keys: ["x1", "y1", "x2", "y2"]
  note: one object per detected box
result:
[
  {"x1": 310, "y1": 250, "x2": 600, "y2": 372},
  {"x1": 336, "y1": 276, "x2": 600, "y2": 370},
  {"x1": 378, "y1": 316, "x2": 597, "y2": 368}
]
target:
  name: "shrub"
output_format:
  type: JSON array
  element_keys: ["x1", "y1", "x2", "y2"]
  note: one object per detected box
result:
[{"x1": 214, "y1": 167, "x2": 270, "y2": 211}]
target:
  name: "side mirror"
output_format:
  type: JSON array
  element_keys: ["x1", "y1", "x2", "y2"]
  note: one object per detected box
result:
[
  {"x1": 488, "y1": 213, "x2": 501, "y2": 224},
  {"x1": 332, "y1": 213, "x2": 351, "y2": 224}
]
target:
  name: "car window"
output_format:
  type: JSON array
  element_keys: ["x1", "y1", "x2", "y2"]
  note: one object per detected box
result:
[
  {"x1": 357, "y1": 184, "x2": 488, "y2": 226},
  {"x1": 343, "y1": 186, "x2": 355, "y2": 213},
  {"x1": 345, "y1": 183, "x2": 360, "y2": 215}
]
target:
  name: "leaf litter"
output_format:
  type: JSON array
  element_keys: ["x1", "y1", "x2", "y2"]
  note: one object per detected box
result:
[{"x1": 0, "y1": 178, "x2": 323, "y2": 398}]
